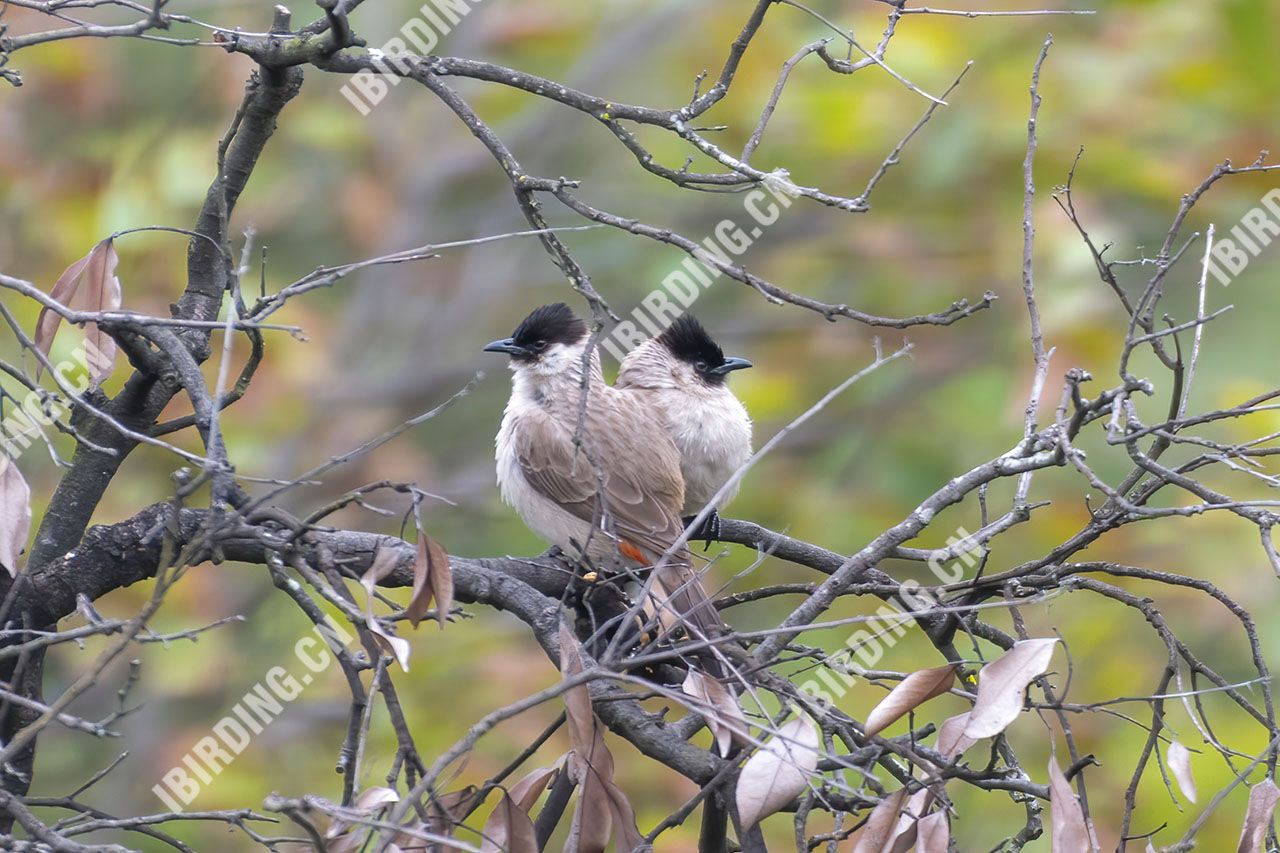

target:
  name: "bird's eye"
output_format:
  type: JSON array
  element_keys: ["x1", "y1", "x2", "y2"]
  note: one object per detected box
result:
[
  {"x1": 532, "y1": 340, "x2": 549, "y2": 351},
  {"x1": 693, "y1": 360, "x2": 708, "y2": 372}
]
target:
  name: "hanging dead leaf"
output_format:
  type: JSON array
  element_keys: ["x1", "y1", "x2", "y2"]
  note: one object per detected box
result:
[
  {"x1": 565, "y1": 765, "x2": 646, "y2": 853},
  {"x1": 682, "y1": 669, "x2": 749, "y2": 757},
  {"x1": 356, "y1": 786, "x2": 400, "y2": 811},
  {"x1": 935, "y1": 712, "x2": 975, "y2": 762},
  {"x1": 915, "y1": 811, "x2": 951, "y2": 853},
  {"x1": 328, "y1": 828, "x2": 366, "y2": 852},
  {"x1": 1238, "y1": 778, "x2": 1280, "y2": 853},
  {"x1": 80, "y1": 238, "x2": 121, "y2": 385},
  {"x1": 408, "y1": 532, "x2": 453, "y2": 628},
  {"x1": 34, "y1": 253, "x2": 92, "y2": 365},
  {"x1": 361, "y1": 545, "x2": 411, "y2": 672},
  {"x1": 479, "y1": 766, "x2": 556, "y2": 853},
  {"x1": 964, "y1": 638, "x2": 1058, "y2": 740},
  {"x1": 1048, "y1": 756, "x2": 1095, "y2": 852},
  {"x1": 1167, "y1": 740, "x2": 1197, "y2": 805},
  {"x1": 326, "y1": 786, "x2": 400, "y2": 853},
  {"x1": 735, "y1": 714, "x2": 821, "y2": 829},
  {"x1": 851, "y1": 787, "x2": 907, "y2": 853},
  {"x1": 425, "y1": 786, "x2": 476, "y2": 837},
  {"x1": 0, "y1": 455, "x2": 33, "y2": 577},
  {"x1": 34, "y1": 239, "x2": 122, "y2": 386},
  {"x1": 887, "y1": 788, "x2": 933, "y2": 853},
  {"x1": 559, "y1": 620, "x2": 595, "y2": 754},
  {"x1": 482, "y1": 792, "x2": 539, "y2": 853},
  {"x1": 565, "y1": 767, "x2": 612, "y2": 853},
  {"x1": 510, "y1": 765, "x2": 559, "y2": 813},
  {"x1": 557, "y1": 622, "x2": 645, "y2": 852},
  {"x1": 601, "y1": 776, "x2": 645, "y2": 853},
  {"x1": 363, "y1": 546, "x2": 402, "y2": 586},
  {"x1": 388, "y1": 822, "x2": 429, "y2": 851},
  {"x1": 864, "y1": 664, "x2": 958, "y2": 738}
]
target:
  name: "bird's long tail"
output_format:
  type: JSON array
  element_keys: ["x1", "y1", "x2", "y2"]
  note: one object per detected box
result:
[{"x1": 648, "y1": 549, "x2": 729, "y2": 676}]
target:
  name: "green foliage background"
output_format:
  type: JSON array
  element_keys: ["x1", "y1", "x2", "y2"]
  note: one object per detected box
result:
[{"x1": 3, "y1": 0, "x2": 1280, "y2": 848}]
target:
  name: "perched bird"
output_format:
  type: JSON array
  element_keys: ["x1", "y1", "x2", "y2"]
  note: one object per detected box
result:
[
  {"x1": 484, "y1": 303, "x2": 727, "y2": 652},
  {"x1": 616, "y1": 314, "x2": 753, "y2": 542}
]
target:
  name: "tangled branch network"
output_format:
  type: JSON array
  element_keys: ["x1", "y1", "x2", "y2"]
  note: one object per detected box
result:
[{"x1": 2, "y1": 1, "x2": 1279, "y2": 850}]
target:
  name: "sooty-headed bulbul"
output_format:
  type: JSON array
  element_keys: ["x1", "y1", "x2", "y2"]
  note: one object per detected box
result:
[
  {"x1": 484, "y1": 304, "x2": 729, "y2": 660},
  {"x1": 617, "y1": 315, "x2": 752, "y2": 543}
]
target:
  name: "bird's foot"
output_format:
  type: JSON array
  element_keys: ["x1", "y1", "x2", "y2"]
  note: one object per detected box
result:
[{"x1": 682, "y1": 510, "x2": 722, "y2": 551}]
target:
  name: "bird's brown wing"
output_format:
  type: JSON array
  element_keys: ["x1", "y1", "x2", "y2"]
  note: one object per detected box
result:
[{"x1": 513, "y1": 395, "x2": 725, "y2": 643}]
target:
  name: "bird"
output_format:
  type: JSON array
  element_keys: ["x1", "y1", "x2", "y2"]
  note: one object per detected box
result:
[
  {"x1": 616, "y1": 314, "x2": 753, "y2": 544},
  {"x1": 484, "y1": 303, "x2": 728, "y2": 657}
]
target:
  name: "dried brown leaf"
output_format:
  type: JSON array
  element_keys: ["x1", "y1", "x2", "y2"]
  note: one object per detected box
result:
[
  {"x1": 1237, "y1": 778, "x2": 1280, "y2": 853},
  {"x1": 602, "y1": 778, "x2": 645, "y2": 853},
  {"x1": 864, "y1": 664, "x2": 958, "y2": 738},
  {"x1": 0, "y1": 455, "x2": 33, "y2": 577},
  {"x1": 481, "y1": 792, "x2": 539, "y2": 853},
  {"x1": 565, "y1": 762, "x2": 613, "y2": 853},
  {"x1": 400, "y1": 786, "x2": 476, "y2": 851},
  {"x1": 361, "y1": 546, "x2": 410, "y2": 672},
  {"x1": 887, "y1": 788, "x2": 933, "y2": 853},
  {"x1": 915, "y1": 811, "x2": 951, "y2": 853},
  {"x1": 426, "y1": 786, "x2": 476, "y2": 835},
  {"x1": 34, "y1": 239, "x2": 121, "y2": 385},
  {"x1": 409, "y1": 538, "x2": 433, "y2": 626},
  {"x1": 34, "y1": 252, "x2": 92, "y2": 365},
  {"x1": 566, "y1": 768, "x2": 646, "y2": 853},
  {"x1": 964, "y1": 638, "x2": 1058, "y2": 740},
  {"x1": 1167, "y1": 740, "x2": 1197, "y2": 805},
  {"x1": 479, "y1": 767, "x2": 558, "y2": 852},
  {"x1": 409, "y1": 533, "x2": 452, "y2": 628},
  {"x1": 935, "y1": 712, "x2": 975, "y2": 761},
  {"x1": 557, "y1": 623, "x2": 644, "y2": 852},
  {"x1": 326, "y1": 785, "x2": 400, "y2": 852},
  {"x1": 328, "y1": 831, "x2": 366, "y2": 853},
  {"x1": 510, "y1": 765, "x2": 558, "y2": 813},
  {"x1": 735, "y1": 714, "x2": 820, "y2": 829},
  {"x1": 1048, "y1": 756, "x2": 1095, "y2": 852},
  {"x1": 80, "y1": 238, "x2": 121, "y2": 386},
  {"x1": 682, "y1": 669, "x2": 748, "y2": 757},
  {"x1": 354, "y1": 786, "x2": 400, "y2": 811},
  {"x1": 851, "y1": 788, "x2": 907, "y2": 853},
  {"x1": 389, "y1": 822, "x2": 431, "y2": 850},
  {"x1": 363, "y1": 545, "x2": 402, "y2": 585},
  {"x1": 559, "y1": 620, "x2": 595, "y2": 758}
]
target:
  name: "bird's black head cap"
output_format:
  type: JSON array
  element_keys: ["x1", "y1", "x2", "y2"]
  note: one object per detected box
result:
[
  {"x1": 659, "y1": 315, "x2": 723, "y2": 366},
  {"x1": 657, "y1": 315, "x2": 751, "y2": 384},
  {"x1": 484, "y1": 303, "x2": 588, "y2": 360},
  {"x1": 512, "y1": 303, "x2": 586, "y2": 356}
]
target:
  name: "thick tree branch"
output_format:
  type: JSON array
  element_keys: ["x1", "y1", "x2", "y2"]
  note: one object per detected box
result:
[{"x1": 17, "y1": 504, "x2": 721, "y2": 786}]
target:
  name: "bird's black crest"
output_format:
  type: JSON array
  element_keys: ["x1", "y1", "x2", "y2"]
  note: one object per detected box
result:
[
  {"x1": 658, "y1": 315, "x2": 725, "y2": 367},
  {"x1": 511, "y1": 303, "x2": 588, "y2": 348}
]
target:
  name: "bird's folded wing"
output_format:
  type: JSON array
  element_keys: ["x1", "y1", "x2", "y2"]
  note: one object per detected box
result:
[
  {"x1": 514, "y1": 404, "x2": 728, "y2": 648},
  {"x1": 512, "y1": 407, "x2": 686, "y2": 558}
]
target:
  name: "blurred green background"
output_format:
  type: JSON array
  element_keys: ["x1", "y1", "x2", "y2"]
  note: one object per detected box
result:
[{"x1": 3, "y1": 0, "x2": 1280, "y2": 848}]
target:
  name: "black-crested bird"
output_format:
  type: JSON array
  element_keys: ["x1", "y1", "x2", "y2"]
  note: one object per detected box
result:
[
  {"x1": 484, "y1": 303, "x2": 728, "y2": 655},
  {"x1": 616, "y1": 314, "x2": 752, "y2": 543}
]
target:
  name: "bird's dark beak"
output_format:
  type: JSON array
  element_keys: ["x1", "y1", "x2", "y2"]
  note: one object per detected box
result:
[
  {"x1": 483, "y1": 337, "x2": 530, "y2": 357},
  {"x1": 710, "y1": 356, "x2": 753, "y2": 375}
]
